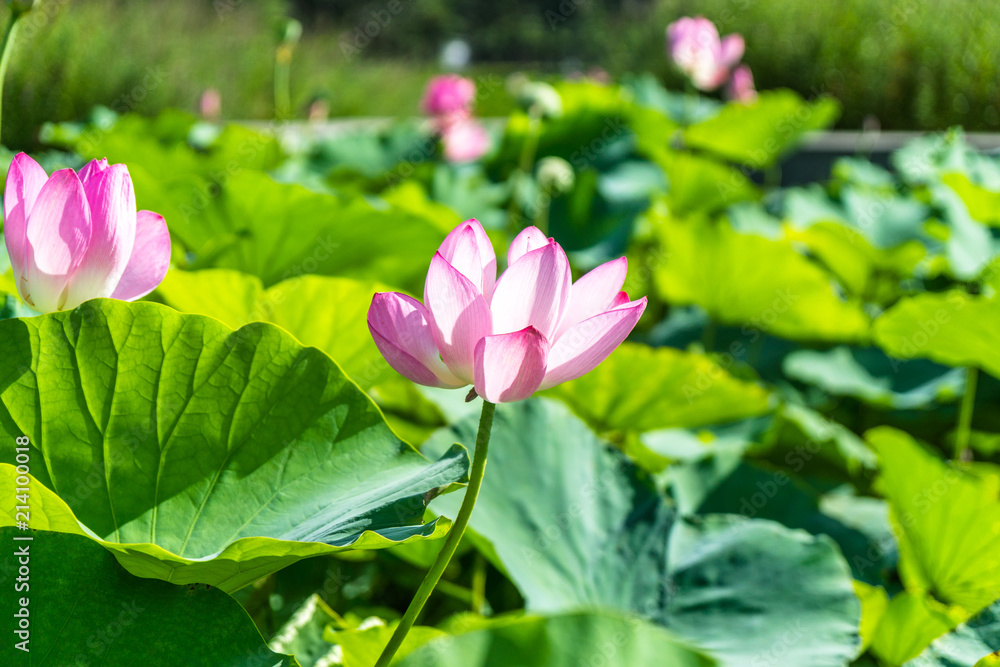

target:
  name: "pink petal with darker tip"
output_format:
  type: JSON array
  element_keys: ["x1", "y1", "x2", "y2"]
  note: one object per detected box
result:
[{"x1": 474, "y1": 325, "x2": 550, "y2": 403}]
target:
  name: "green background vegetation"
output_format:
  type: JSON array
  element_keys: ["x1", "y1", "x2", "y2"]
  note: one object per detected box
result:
[{"x1": 4, "y1": 0, "x2": 1000, "y2": 149}]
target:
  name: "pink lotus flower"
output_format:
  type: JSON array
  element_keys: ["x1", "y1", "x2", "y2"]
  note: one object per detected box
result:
[
  {"x1": 441, "y1": 118, "x2": 491, "y2": 163},
  {"x1": 4, "y1": 153, "x2": 171, "y2": 313},
  {"x1": 421, "y1": 74, "x2": 476, "y2": 119},
  {"x1": 667, "y1": 16, "x2": 744, "y2": 91},
  {"x1": 726, "y1": 64, "x2": 757, "y2": 103},
  {"x1": 368, "y1": 220, "x2": 646, "y2": 403}
]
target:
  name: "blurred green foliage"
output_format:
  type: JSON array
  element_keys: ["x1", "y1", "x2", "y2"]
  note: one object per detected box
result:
[{"x1": 3, "y1": 0, "x2": 1000, "y2": 150}]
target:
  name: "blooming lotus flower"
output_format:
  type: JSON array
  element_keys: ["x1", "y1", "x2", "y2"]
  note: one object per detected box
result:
[
  {"x1": 667, "y1": 16, "x2": 744, "y2": 91},
  {"x1": 368, "y1": 220, "x2": 646, "y2": 403},
  {"x1": 441, "y1": 118, "x2": 491, "y2": 163},
  {"x1": 421, "y1": 74, "x2": 476, "y2": 120},
  {"x1": 726, "y1": 65, "x2": 757, "y2": 103},
  {"x1": 4, "y1": 153, "x2": 171, "y2": 313}
]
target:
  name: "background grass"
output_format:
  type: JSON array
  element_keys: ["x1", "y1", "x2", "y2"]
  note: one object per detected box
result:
[{"x1": 3, "y1": 0, "x2": 999, "y2": 149}]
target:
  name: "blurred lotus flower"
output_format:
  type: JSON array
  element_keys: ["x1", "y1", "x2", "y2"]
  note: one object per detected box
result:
[
  {"x1": 421, "y1": 74, "x2": 476, "y2": 119},
  {"x1": 308, "y1": 97, "x2": 331, "y2": 122},
  {"x1": 441, "y1": 118, "x2": 491, "y2": 163},
  {"x1": 517, "y1": 81, "x2": 564, "y2": 119},
  {"x1": 726, "y1": 65, "x2": 757, "y2": 103},
  {"x1": 4, "y1": 153, "x2": 171, "y2": 313},
  {"x1": 667, "y1": 16, "x2": 744, "y2": 91},
  {"x1": 200, "y1": 88, "x2": 222, "y2": 121},
  {"x1": 368, "y1": 220, "x2": 646, "y2": 403},
  {"x1": 536, "y1": 156, "x2": 575, "y2": 195}
]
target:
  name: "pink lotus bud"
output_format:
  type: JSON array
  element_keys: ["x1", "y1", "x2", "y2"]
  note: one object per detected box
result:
[
  {"x1": 441, "y1": 118, "x2": 491, "y2": 163},
  {"x1": 420, "y1": 74, "x2": 477, "y2": 117},
  {"x1": 726, "y1": 65, "x2": 757, "y2": 103},
  {"x1": 4, "y1": 153, "x2": 171, "y2": 313},
  {"x1": 368, "y1": 220, "x2": 646, "y2": 403},
  {"x1": 200, "y1": 89, "x2": 222, "y2": 121},
  {"x1": 308, "y1": 98, "x2": 331, "y2": 122},
  {"x1": 666, "y1": 16, "x2": 745, "y2": 91}
]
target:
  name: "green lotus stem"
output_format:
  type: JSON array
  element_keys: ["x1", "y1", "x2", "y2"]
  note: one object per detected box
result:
[
  {"x1": 274, "y1": 45, "x2": 293, "y2": 120},
  {"x1": 507, "y1": 115, "x2": 541, "y2": 231},
  {"x1": 682, "y1": 80, "x2": 698, "y2": 127},
  {"x1": 517, "y1": 115, "x2": 541, "y2": 175},
  {"x1": 0, "y1": 7, "x2": 27, "y2": 141},
  {"x1": 374, "y1": 400, "x2": 496, "y2": 667},
  {"x1": 470, "y1": 552, "x2": 487, "y2": 613},
  {"x1": 955, "y1": 366, "x2": 978, "y2": 461},
  {"x1": 532, "y1": 195, "x2": 550, "y2": 236}
]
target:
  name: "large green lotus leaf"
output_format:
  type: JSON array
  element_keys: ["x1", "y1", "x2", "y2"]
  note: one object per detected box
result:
[
  {"x1": 653, "y1": 151, "x2": 759, "y2": 214},
  {"x1": 395, "y1": 611, "x2": 715, "y2": 667},
  {"x1": 284, "y1": 119, "x2": 433, "y2": 182},
  {"x1": 327, "y1": 621, "x2": 448, "y2": 667},
  {"x1": 542, "y1": 342, "x2": 773, "y2": 434},
  {"x1": 942, "y1": 172, "x2": 1000, "y2": 227},
  {"x1": 493, "y1": 80, "x2": 627, "y2": 166},
  {"x1": 893, "y1": 130, "x2": 1000, "y2": 189},
  {"x1": 0, "y1": 528, "x2": 299, "y2": 667},
  {"x1": 682, "y1": 90, "x2": 840, "y2": 168},
  {"x1": 873, "y1": 291, "x2": 1000, "y2": 379},
  {"x1": 425, "y1": 399, "x2": 860, "y2": 666},
  {"x1": 783, "y1": 346, "x2": 965, "y2": 410},
  {"x1": 650, "y1": 207, "x2": 870, "y2": 342},
  {"x1": 928, "y1": 184, "x2": 997, "y2": 281},
  {"x1": 431, "y1": 163, "x2": 511, "y2": 233},
  {"x1": 49, "y1": 110, "x2": 284, "y2": 177},
  {"x1": 49, "y1": 115, "x2": 447, "y2": 292},
  {"x1": 383, "y1": 179, "x2": 464, "y2": 229},
  {"x1": 981, "y1": 258, "x2": 1000, "y2": 296},
  {"x1": 869, "y1": 592, "x2": 965, "y2": 666},
  {"x1": 157, "y1": 269, "x2": 393, "y2": 389},
  {"x1": 754, "y1": 402, "x2": 877, "y2": 480},
  {"x1": 626, "y1": 73, "x2": 720, "y2": 124},
  {"x1": 856, "y1": 582, "x2": 890, "y2": 654},
  {"x1": 782, "y1": 183, "x2": 933, "y2": 252},
  {"x1": 162, "y1": 169, "x2": 448, "y2": 290},
  {"x1": 669, "y1": 454, "x2": 894, "y2": 584},
  {"x1": 665, "y1": 515, "x2": 860, "y2": 664},
  {"x1": 547, "y1": 159, "x2": 667, "y2": 255},
  {"x1": 639, "y1": 417, "x2": 769, "y2": 466},
  {"x1": 832, "y1": 157, "x2": 897, "y2": 191},
  {"x1": 906, "y1": 598, "x2": 1000, "y2": 667},
  {"x1": 869, "y1": 427, "x2": 1000, "y2": 611},
  {"x1": 784, "y1": 222, "x2": 925, "y2": 304},
  {"x1": 0, "y1": 300, "x2": 468, "y2": 592}
]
